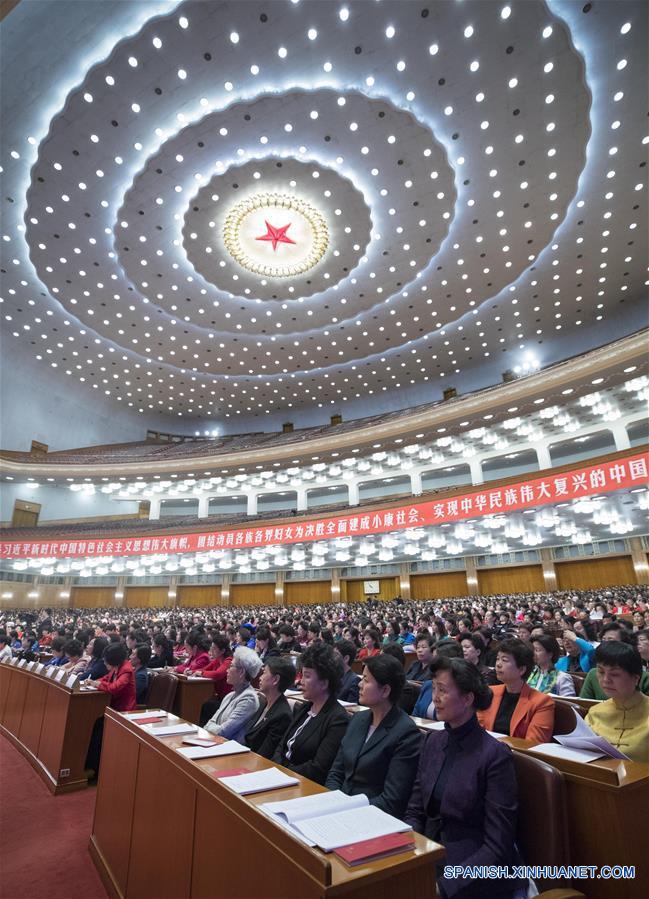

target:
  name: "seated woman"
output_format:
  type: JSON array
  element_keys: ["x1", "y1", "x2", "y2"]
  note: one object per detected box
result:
[
  {"x1": 527, "y1": 635, "x2": 576, "y2": 696},
  {"x1": 460, "y1": 633, "x2": 498, "y2": 686},
  {"x1": 62, "y1": 638, "x2": 89, "y2": 677},
  {"x1": 198, "y1": 635, "x2": 234, "y2": 726},
  {"x1": 405, "y1": 658, "x2": 525, "y2": 899},
  {"x1": 245, "y1": 656, "x2": 295, "y2": 758},
  {"x1": 357, "y1": 628, "x2": 382, "y2": 661},
  {"x1": 174, "y1": 632, "x2": 210, "y2": 674},
  {"x1": 78, "y1": 637, "x2": 108, "y2": 681},
  {"x1": 148, "y1": 634, "x2": 175, "y2": 669},
  {"x1": 477, "y1": 638, "x2": 554, "y2": 744},
  {"x1": 335, "y1": 639, "x2": 361, "y2": 704},
  {"x1": 273, "y1": 643, "x2": 349, "y2": 784},
  {"x1": 43, "y1": 636, "x2": 68, "y2": 667},
  {"x1": 326, "y1": 654, "x2": 421, "y2": 817},
  {"x1": 412, "y1": 642, "x2": 464, "y2": 719},
  {"x1": 204, "y1": 647, "x2": 262, "y2": 743},
  {"x1": 85, "y1": 643, "x2": 137, "y2": 777},
  {"x1": 255, "y1": 625, "x2": 280, "y2": 663},
  {"x1": 585, "y1": 642, "x2": 649, "y2": 762},
  {"x1": 405, "y1": 635, "x2": 435, "y2": 682},
  {"x1": 556, "y1": 629, "x2": 595, "y2": 674}
]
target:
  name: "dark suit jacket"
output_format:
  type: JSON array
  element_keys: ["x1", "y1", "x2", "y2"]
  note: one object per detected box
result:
[
  {"x1": 405, "y1": 660, "x2": 432, "y2": 682},
  {"x1": 273, "y1": 694, "x2": 349, "y2": 784},
  {"x1": 325, "y1": 705, "x2": 421, "y2": 817},
  {"x1": 337, "y1": 668, "x2": 360, "y2": 704},
  {"x1": 244, "y1": 695, "x2": 292, "y2": 759},
  {"x1": 405, "y1": 721, "x2": 520, "y2": 899}
]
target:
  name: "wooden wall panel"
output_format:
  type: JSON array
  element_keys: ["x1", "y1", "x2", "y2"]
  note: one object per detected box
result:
[
  {"x1": 556, "y1": 556, "x2": 636, "y2": 590},
  {"x1": 410, "y1": 571, "x2": 469, "y2": 600},
  {"x1": 71, "y1": 586, "x2": 116, "y2": 609},
  {"x1": 285, "y1": 581, "x2": 332, "y2": 605},
  {"x1": 177, "y1": 584, "x2": 222, "y2": 607},
  {"x1": 341, "y1": 577, "x2": 398, "y2": 603},
  {"x1": 230, "y1": 583, "x2": 275, "y2": 607},
  {"x1": 125, "y1": 586, "x2": 169, "y2": 608},
  {"x1": 478, "y1": 564, "x2": 545, "y2": 596}
]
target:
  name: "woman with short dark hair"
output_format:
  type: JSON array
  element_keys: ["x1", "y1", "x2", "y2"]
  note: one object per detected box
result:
[
  {"x1": 175, "y1": 631, "x2": 210, "y2": 674},
  {"x1": 245, "y1": 656, "x2": 295, "y2": 759},
  {"x1": 272, "y1": 643, "x2": 349, "y2": 784},
  {"x1": 405, "y1": 658, "x2": 525, "y2": 899},
  {"x1": 148, "y1": 633, "x2": 174, "y2": 669},
  {"x1": 326, "y1": 654, "x2": 421, "y2": 816},
  {"x1": 255, "y1": 625, "x2": 280, "y2": 662},
  {"x1": 586, "y1": 642, "x2": 649, "y2": 762},
  {"x1": 460, "y1": 633, "x2": 497, "y2": 685},
  {"x1": 358, "y1": 627, "x2": 382, "y2": 660},
  {"x1": 477, "y1": 638, "x2": 554, "y2": 744},
  {"x1": 78, "y1": 636, "x2": 108, "y2": 681},
  {"x1": 527, "y1": 635, "x2": 575, "y2": 696}
]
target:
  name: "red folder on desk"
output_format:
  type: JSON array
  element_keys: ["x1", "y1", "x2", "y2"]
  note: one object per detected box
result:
[{"x1": 333, "y1": 831, "x2": 415, "y2": 866}]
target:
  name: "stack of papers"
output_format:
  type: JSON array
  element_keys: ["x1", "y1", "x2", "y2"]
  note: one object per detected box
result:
[
  {"x1": 552, "y1": 714, "x2": 630, "y2": 760},
  {"x1": 217, "y1": 767, "x2": 299, "y2": 795},
  {"x1": 260, "y1": 791, "x2": 411, "y2": 851},
  {"x1": 144, "y1": 722, "x2": 198, "y2": 737},
  {"x1": 177, "y1": 740, "x2": 252, "y2": 760},
  {"x1": 125, "y1": 710, "x2": 167, "y2": 722}
]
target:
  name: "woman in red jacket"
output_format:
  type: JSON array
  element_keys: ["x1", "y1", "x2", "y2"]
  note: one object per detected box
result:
[
  {"x1": 85, "y1": 642, "x2": 136, "y2": 779},
  {"x1": 357, "y1": 628, "x2": 382, "y2": 661},
  {"x1": 175, "y1": 631, "x2": 210, "y2": 674},
  {"x1": 197, "y1": 635, "x2": 234, "y2": 725}
]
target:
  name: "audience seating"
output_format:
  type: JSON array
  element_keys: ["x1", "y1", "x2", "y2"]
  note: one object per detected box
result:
[
  {"x1": 144, "y1": 671, "x2": 178, "y2": 712},
  {"x1": 512, "y1": 751, "x2": 580, "y2": 896},
  {"x1": 551, "y1": 701, "x2": 580, "y2": 737}
]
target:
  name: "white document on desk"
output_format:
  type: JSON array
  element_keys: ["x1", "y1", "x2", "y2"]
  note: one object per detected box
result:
[
  {"x1": 218, "y1": 766, "x2": 299, "y2": 795},
  {"x1": 554, "y1": 714, "x2": 630, "y2": 760},
  {"x1": 145, "y1": 723, "x2": 198, "y2": 737},
  {"x1": 529, "y1": 743, "x2": 605, "y2": 764},
  {"x1": 124, "y1": 710, "x2": 167, "y2": 721},
  {"x1": 177, "y1": 740, "x2": 252, "y2": 760},
  {"x1": 295, "y1": 804, "x2": 411, "y2": 852},
  {"x1": 261, "y1": 790, "x2": 367, "y2": 824}
]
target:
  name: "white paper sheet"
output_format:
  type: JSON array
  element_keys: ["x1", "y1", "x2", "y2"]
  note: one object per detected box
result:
[
  {"x1": 261, "y1": 790, "x2": 367, "y2": 824},
  {"x1": 124, "y1": 710, "x2": 167, "y2": 721},
  {"x1": 218, "y1": 767, "x2": 299, "y2": 795},
  {"x1": 144, "y1": 723, "x2": 198, "y2": 737},
  {"x1": 176, "y1": 740, "x2": 252, "y2": 760},
  {"x1": 295, "y1": 804, "x2": 410, "y2": 852},
  {"x1": 554, "y1": 714, "x2": 630, "y2": 760},
  {"x1": 529, "y1": 743, "x2": 605, "y2": 764},
  {"x1": 420, "y1": 721, "x2": 445, "y2": 731}
]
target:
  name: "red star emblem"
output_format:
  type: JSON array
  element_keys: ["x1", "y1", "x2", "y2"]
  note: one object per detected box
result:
[{"x1": 255, "y1": 220, "x2": 296, "y2": 252}]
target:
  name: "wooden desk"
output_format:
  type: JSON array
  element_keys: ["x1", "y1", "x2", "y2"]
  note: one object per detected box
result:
[
  {"x1": 0, "y1": 661, "x2": 109, "y2": 792},
  {"x1": 507, "y1": 738, "x2": 648, "y2": 899},
  {"x1": 90, "y1": 709, "x2": 444, "y2": 899},
  {"x1": 172, "y1": 674, "x2": 215, "y2": 724}
]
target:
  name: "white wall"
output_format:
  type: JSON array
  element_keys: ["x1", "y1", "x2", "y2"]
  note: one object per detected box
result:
[{"x1": 0, "y1": 482, "x2": 138, "y2": 523}]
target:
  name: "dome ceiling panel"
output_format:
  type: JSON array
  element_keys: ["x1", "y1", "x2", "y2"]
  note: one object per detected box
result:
[{"x1": 1, "y1": 0, "x2": 646, "y2": 421}]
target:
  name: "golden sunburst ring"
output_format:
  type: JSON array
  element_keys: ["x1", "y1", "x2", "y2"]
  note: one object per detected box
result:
[{"x1": 222, "y1": 192, "x2": 329, "y2": 278}]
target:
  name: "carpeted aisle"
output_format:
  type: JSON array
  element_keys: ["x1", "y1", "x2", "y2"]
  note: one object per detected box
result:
[{"x1": 0, "y1": 735, "x2": 108, "y2": 899}]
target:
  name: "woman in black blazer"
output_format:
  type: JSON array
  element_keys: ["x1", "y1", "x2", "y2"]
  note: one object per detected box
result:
[
  {"x1": 273, "y1": 643, "x2": 349, "y2": 784},
  {"x1": 326, "y1": 654, "x2": 421, "y2": 817},
  {"x1": 245, "y1": 656, "x2": 295, "y2": 759}
]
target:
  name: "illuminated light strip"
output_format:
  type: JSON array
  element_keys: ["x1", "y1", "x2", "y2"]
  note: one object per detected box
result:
[
  {"x1": 222, "y1": 192, "x2": 329, "y2": 277},
  {"x1": 2, "y1": 452, "x2": 647, "y2": 561}
]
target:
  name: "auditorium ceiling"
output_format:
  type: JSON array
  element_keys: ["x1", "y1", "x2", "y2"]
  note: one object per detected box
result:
[{"x1": 1, "y1": 0, "x2": 647, "y2": 425}]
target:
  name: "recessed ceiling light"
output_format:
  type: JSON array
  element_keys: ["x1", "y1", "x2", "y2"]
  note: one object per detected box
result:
[
  {"x1": 230, "y1": 31, "x2": 239, "y2": 44},
  {"x1": 464, "y1": 25, "x2": 474, "y2": 38}
]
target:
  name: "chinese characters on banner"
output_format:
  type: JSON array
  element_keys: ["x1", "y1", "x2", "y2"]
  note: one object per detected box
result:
[{"x1": 1, "y1": 452, "x2": 647, "y2": 561}]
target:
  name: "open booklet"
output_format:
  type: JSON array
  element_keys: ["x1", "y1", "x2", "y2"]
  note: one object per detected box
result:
[
  {"x1": 532, "y1": 713, "x2": 630, "y2": 761},
  {"x1": 259, "y1": 790, "x2": 411, "y2": 852}
]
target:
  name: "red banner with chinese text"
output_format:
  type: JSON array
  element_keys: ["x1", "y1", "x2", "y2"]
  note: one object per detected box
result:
[{"x1": 1, "y1": 452, "x2": 647, "y2": 560}]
